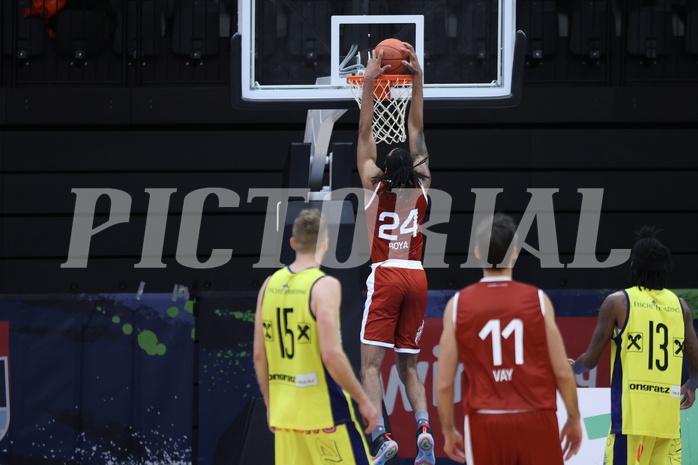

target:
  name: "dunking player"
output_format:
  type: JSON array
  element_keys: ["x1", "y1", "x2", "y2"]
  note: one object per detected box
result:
[
  {"x1": 253, "y1": 209, "x2": 379, "y2": 465},
  {"x1": 435, "y1": 214, "x2": 582, "y2": 464},
  {"x1": 356, "y1": 42, "x2": 435, "y2": 465},
  {"x1": 571, "y1": 227, "x2": 698, "y2": 465}
]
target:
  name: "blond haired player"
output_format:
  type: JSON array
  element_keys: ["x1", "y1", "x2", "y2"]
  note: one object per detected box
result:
[{"x1": 253, "y1": 208, "x2": 378, "y2": 465}]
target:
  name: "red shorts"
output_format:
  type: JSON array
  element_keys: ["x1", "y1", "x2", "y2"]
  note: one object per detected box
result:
[
  {"x1": 360, "y1": 263, "x2": 427, "y2": 353},
  {"x1": 463, "y1": 410, "x2": 563, "y2": 465}
]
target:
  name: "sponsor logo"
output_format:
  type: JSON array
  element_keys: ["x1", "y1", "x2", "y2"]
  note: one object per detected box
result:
[
  {"x1": 269, "y1": 373, "x2": 296, "y2": 383},
  {"x1": 415, "y1": 320, "x2": 425, "y2": 345},
  {"x1": 671, "y1": 385, "x2": 681, "y2": 398},
  {"x1": 296, "y1": 372, "x2": 318, "y2": 387},
  {"x1": 297, "y1": 323, "x2": 311, "y2": 343},
  {"x1": 269, "y1": 372, "x2": 319, "y2": 387},
  {"x1": 673, "y1": 338, "x2": 684, "y2": 356},
  {"x1": 268, "y1": 285, "x2": 306, "y2": 295},
  {"x1": 632, "y1": 301, "x2": 680, "y2": 313},
  {"x1": 263, "y1": 320, "x2": 274, "y2": 341},
  {"x1": 626, "y1": 333, "x2": 642, "y2": 351},
  {"x1": 628, "y1": 382, "x2": 671, "y2": 394}
]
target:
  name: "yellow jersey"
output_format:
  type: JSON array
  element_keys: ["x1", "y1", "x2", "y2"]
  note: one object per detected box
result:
[
  {"x1": 261, "y1": 266, "x2": 356, "y2": 430},
  {"x1": 610, "y1": 286, "x2": 685, "y2": 438}
]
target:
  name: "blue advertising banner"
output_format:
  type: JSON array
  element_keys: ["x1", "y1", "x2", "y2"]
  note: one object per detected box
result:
[
  {"x1": 0, "y1": 294, "x2": 194, "y2": 464},
  {"x1": 0, "y1": 289, "x2": 695, "y2": 464}
]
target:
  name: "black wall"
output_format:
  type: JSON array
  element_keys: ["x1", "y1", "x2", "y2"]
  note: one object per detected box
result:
[
  {"x1": 2, "y1": 0, "x2": 698, "y2": 295},
  {"x1": 1, "y1": 87, "x2": 697, "y2": 294}
]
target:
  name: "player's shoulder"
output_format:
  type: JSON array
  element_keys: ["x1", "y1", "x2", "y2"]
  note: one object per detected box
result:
[
  {"x1": 484, "y1": 278, "x2": 540, "y2": 294},
  {"x1": 268, "y1": 266, "x2": 290, "y2": 280},
  {"x1": 604, "y1": 290, "x2": 626, "y2": 304},
  {"x1": 312, "y1": 274, "x2": 341, "y2": 292},
  {"x1": 359, "y1": 160, "x2": 383, "y2": 188},
  {"x1": 598, "y1": 291, "x2": 629, "y2": 318},
  {"x1": 510, "y1": 279, "x2": 540, "y2": 291}
]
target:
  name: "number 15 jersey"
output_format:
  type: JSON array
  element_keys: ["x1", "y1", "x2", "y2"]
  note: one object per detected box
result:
[
  {"x1": 262, "y1": 267, "x2": 356, "y2": 430},
  {"x1": 611, "y1": 286, "x2": 685, "y2": 438}
]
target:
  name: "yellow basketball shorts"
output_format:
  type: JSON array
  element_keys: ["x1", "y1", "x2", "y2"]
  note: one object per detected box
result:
[
  {"x1": 274, "y1": 421, "x2": 372, "y2": 465},
  {"x1": 604, "y1": 433, "x2": 681, "y2": 465}
]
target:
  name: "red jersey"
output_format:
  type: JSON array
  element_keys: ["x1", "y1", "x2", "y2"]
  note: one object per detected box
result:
[
  {"x1": 364, "y1": 182, "x2": 428, "y2": 263},
  {"x1": 453, "y1": 277, "x2": 557, "y2": 414}
]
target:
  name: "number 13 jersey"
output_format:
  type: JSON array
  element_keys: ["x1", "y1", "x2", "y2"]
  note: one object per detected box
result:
[
  {"x1": 612, "y1": 286, "x2": 685, "y2": 438},
  {"x1": 262, "y1": 266, "x2": 356, "y2": 430},
  {"x1": 453, "y1": 277, "x2": 557, "y2": 414}
]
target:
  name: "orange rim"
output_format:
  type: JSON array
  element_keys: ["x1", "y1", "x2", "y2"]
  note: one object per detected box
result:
[{"x1": 347, "y1": 74, "x2": 413, "y2": 100}]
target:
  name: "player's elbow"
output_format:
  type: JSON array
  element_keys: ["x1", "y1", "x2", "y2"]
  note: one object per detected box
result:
[
  {"x1": 321, "y1": 346, "x2": 344, "y2": 368},
  {"x1": 555, "y1": 367, "x2": 576, "y2": 387},
  {"x1": 253, "y1": 346, "x2": 266, "y2": 367},
  {"x1": 435, "y1": 375, "x2": 453, "y2": 398}
]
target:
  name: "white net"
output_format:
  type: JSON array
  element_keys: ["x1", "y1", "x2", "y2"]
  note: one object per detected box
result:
[{"x1": 348, "y1": 75, "x2": 413, "y2": 145}]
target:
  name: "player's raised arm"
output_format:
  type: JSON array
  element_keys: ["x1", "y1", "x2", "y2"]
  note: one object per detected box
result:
[
  {"x1": 402, "y1": 42, "x2": 430, "y2": 189},
  {"x1": 357, "y1": 50, "x2": 390, "y2": 191},
  {"x1": 541, "y1": 292, "x2": 582, "y2": 460}
]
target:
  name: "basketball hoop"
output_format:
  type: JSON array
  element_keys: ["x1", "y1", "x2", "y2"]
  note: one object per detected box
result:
[{"x1": 347, "y1": 74, "x2": 413, "y2": 145}]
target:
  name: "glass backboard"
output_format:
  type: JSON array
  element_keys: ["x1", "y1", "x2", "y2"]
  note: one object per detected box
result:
[{"x1": 232, "y1": 0, "x2": 524, "y2": 108}]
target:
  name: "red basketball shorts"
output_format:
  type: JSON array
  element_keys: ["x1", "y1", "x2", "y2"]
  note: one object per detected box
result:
[
  {"x1": 463, "y1": 410, "x2": 564, "y2": 465},
  {"x1": 360, "y1": 262, "x2": 428, "y2": 353}
]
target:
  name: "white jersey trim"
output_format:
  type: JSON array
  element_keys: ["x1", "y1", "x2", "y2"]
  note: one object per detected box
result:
[
  {"x1": 479, "y1": 276, "x2": 512, "y2": 282},
  {"x1": 361, "y1": 264, "x2": 397, "y2": 348},
  {"x1": 364, "y1": 184, "x2": 380, "y2": 211},
  {"x1": 476, "y1": 408, "x2": 536, "y2": 414},
  {"x1": 463, "y1": 415, "x2": 475, "y2": 465},
  {"x1": 394, "y1": 347, "x2": 420, "y2": 354},
  {"x1": 360, "y1": 266, "x2": 381, "y2": 345},
  {"x1": 371, "y1": 259, "x2": 424, "y2": 271},
  {"x1": 364, "y1": 182, "x2": 428, "y2": 211},
  {"x1": 537, "y1": 289, "x2": 546, "y2": 316}
]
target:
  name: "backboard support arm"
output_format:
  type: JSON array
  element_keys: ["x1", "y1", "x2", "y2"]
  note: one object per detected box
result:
[{"x1": 304, "y1": 108, "x2": 347, "y2": 198}]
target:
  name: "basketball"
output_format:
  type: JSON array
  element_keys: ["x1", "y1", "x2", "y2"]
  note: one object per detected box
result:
[{"x1": 374, "y1": 38, "x2": 409, "y2": 74}]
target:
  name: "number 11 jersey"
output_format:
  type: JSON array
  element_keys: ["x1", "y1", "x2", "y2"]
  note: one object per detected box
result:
[{"x1": 453, "y1": 277, "x2": 558, "y2": 414}]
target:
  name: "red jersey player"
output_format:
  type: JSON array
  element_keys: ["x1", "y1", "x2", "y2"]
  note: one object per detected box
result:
[
  {"x1": 356, "y1": 43, "x2": 434, "y2": 465},
  {"x1": 435, "y1": 213, "x2": 582, "y2": 464}
]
